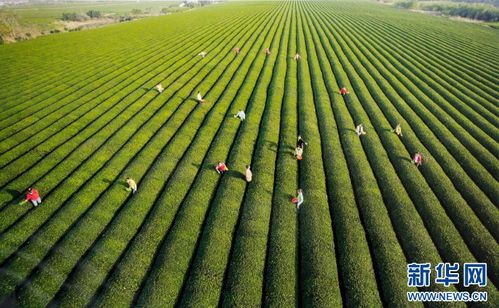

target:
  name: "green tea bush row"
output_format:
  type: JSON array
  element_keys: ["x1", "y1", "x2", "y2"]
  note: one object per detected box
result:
[
  {"x1": 315, "y1": 2, "x2": 498, "y2": 289},
  {"x1": 0, "y1": 12, "x2": 257, "y2": 304}
]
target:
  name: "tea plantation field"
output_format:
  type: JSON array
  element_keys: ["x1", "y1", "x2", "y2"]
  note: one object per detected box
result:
[{"x1": 0, "y1": 0, "x2": 497, "y2": 306}]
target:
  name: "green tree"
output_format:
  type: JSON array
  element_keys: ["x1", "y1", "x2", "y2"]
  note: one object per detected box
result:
[
  {"x1": 62, "y1": 12, "x2": 87, "y2": 21},
  {"x1": 86, "y1": 10, "x2": 102, "y2": 19}
]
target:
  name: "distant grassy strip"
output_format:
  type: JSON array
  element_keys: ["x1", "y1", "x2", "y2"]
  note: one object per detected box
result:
[
  {"x1": 220, "y1": 5, "x2": 290, "y2": 307},
  {"x1": 175, "y1": 6, "x2": 288, "y2": 307},
  {"x1": 0, "y1": 13, "x2": 256, "y2": 303},
  {"x1": 262, "y1": 3, "x2": 298, "y2": 306},
  {"x1": 48, "y1": 8, "x2": 277, "y2": 308},
  {"x1": 295, "y1": 6, "x2": 346, "y2": 307},
  {"x1": 93, "y1": 6, "x2": 283, "y2": 308},
  {"x1": 0, "y1": 26, "x2": 165, "y2": 89},
  {"x1": 315, "y1": 3, "x2": 499, "y2": 287},
  {"x1": 352, "y1": 15, "x2": 499, "y2": 119},
  {"x1": 0, "y1": 14, "x2": 244, "y2": 145},
  {"x1": 0, "y1": 12, "x2": 252, "y2": 222},
  {"x1": 306, "y1": 2, "x2": 462, "y2": 299},
  {"x1": 417, "y1": 22, "x2": 499, "y2": 67},
  {"x1": 324, "y1": 9, "x2": 499, "y2": 232},
  {"x1": 11, "y1": 11, "x2": 263, "y2": 306}
]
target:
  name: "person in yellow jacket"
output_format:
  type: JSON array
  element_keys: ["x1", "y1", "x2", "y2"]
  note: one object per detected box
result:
[
  {"x1": 392, "y1": 123, "x2": 403, "y2": 136},
  {"x1": 126, "y1": 177, "x2": 137, "y2": 194}
]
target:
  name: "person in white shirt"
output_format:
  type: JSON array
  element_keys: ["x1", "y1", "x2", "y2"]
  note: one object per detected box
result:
[
  {"x1": 355, "y1": 124, "x2": 366, "y2": 136},
  {"x1": 155, "y1": 83, "x2": 164, "y2": 93},
  {"x1": 292, "y1": 189, "x2": 304, "y2": 210},
  {"x1": 294, "y1": 146, "x2": 303, "y2": 160},
  {"x1": 196, "y1": 91, "x2": 205, "y2": 103},
  {"x1": 294, "y1": 53, "x2": 300, "y2": 60},
  {"x1": 234, "y1": 110, "x2": 246, "y2": 121},
  {"x1": 245, "y1": 165, "x2": 252, "y2": 182},
  {"x1": 297, "y1": 135, "x2": 308, "y2": 148},
  {"x1": 198, "y1": 51, "x2": 207, "y2": 58}
]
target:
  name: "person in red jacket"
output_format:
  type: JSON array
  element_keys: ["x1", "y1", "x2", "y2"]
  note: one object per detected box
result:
[
  {"x1": 413, "y1": 152, "x2": 423, "y2": 167},
  {"x1": 20, "y1": 187, "x2": 42, "y2": 207},
  {"x1": 340, "y1": 87, "x2": 349, "y2": 96},
  {"x1": 216, "y1": 161, "x2": 229, "y2": 174}
]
